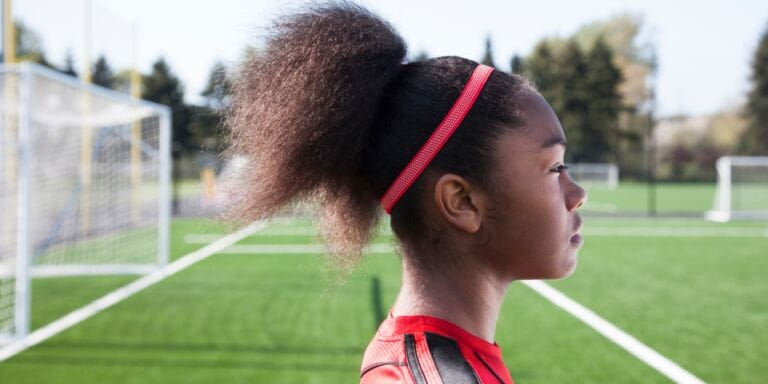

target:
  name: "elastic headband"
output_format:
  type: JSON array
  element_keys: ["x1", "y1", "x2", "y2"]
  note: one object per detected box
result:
[{"x1": 380, "y1": 64, "x2": 494, "y2": 214}]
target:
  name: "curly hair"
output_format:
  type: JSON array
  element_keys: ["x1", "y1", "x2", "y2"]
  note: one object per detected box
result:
[{"x1": 226, "y1": 1, "x2": 531, "y2": 269}]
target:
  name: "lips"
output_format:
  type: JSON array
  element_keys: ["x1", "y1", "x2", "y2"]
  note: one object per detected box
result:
[
  {"x1": 570, "y1": 233, "x2": 583, "y2": 245},
  {"x1": 572, "y1": 215, "x2": 582, "y2": 235},
  {"x1": 570, "y1": 215, "x2": 583, "y2": 245}
]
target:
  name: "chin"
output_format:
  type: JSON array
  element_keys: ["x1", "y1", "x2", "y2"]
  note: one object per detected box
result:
[{"x1": 551, "y1": 252, "x2": 579, "y2": 280}]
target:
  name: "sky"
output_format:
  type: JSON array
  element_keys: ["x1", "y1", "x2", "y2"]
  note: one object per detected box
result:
[{"x1": 12, "y1": 0, "x2": 768, "y2": 117}]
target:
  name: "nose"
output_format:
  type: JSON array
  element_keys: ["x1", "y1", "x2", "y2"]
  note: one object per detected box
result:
[{"x1": 566, "y1": 180, "x2": 587, "y2": 212}]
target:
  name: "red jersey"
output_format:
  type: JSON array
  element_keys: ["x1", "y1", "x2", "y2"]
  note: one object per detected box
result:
[{"x1": 360, "y1": 314, "x2": 514, "y2": 383}]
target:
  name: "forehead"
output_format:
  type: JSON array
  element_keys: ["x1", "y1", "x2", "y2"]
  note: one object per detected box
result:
[{"x1": 502, "y1": 90, "x2": 565, "y2": 151}]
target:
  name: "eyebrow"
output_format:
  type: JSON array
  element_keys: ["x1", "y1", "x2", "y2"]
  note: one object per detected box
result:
[{"x1": 542, "y1": 136, "x2": 567, "y2": 149}]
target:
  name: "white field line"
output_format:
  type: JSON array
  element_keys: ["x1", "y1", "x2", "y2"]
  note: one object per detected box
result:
[
  {"x1": 0, "y1": 221, "x2": 267, "y2": 363},
  {"x1": 583, "y1": 201, "x2": 619, "y2": 212},
  {"x1": 183, "y1": 228, "x2": 316, "y2": 243},
  {"x1": 220, "y1": 243, "x2": 395, "y2": 254},
  {"x1": 522, "y1": 280, "x2": 705, "y2": 384},
  {"x1": 584, "y1": 226, "x2": 768, "y2": 238},
  {"x1": 184, "y1": 227, "x2": 393, "y2": 244}
]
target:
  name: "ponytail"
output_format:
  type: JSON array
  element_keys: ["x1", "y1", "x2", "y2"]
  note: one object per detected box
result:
[{"x1": 226, "y1": 1, "x2": 407, "y2": 268}]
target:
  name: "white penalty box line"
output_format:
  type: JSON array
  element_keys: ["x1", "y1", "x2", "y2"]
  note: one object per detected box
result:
[
  {"x1": 522, "y1": 280, "x2": 705, "y2": 384},
  {"x1": 0, "y1": 221, "x2": 267, "y2": 363}
]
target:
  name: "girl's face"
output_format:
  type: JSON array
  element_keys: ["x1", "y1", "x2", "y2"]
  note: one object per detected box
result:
[{"x1": 481, "y1": 91, "x2": 587, "y2": 281}]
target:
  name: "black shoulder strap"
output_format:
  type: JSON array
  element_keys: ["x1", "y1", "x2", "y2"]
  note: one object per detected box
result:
[
  {"x1": 404, "y1": 334, "x2": 427, "y2": 384},
  {"x1": 425, "y1": 332, "x2": 480, "y2": 384}
]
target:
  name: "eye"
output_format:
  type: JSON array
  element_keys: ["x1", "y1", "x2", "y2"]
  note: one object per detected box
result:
[{"x1": 550, "y1": 164, "x2": 569, "y2": 174}]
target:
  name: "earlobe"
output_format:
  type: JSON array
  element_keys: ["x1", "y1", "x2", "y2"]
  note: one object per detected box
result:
[{"x1": 434, "y1": 174, "x2": 484, "y2": 234}]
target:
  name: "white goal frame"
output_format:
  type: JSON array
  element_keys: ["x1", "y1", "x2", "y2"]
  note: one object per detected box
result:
[
  {"x1": 0, "y1": 63, "x2": 171, "y2": 342},
  {"x1": 568, "y1": 163, "x2": 619, "y2": 189},
  {"x1": 705, "y1": 156, "x2": 768, "y2": 222}
]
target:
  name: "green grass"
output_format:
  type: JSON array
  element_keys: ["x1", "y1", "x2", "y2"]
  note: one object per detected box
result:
[
  {"x1": 35, "y1": 226, "x2": 159, "y2": 266},
  {"x1": 1, "y1": 216, "x2": 766, "y2": 383},
  {"x1": 584, "y1": 181, "x2": 717, "y2": 213},
  {"x1": 29, "y1": 219, "x2": 225, "y2": 331},
  {"x1": 554, "y1": 218, "x2": 768, "y2": 383}
]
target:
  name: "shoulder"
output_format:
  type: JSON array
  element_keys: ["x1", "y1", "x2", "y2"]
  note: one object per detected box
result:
[{"x1": 360, "y1": 332, "x2": 483, "y2": 384}]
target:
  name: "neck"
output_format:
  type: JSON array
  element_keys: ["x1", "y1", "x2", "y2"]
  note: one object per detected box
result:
[{"x1": 390, "y1": 251, "x2": 509, "y2": 343}]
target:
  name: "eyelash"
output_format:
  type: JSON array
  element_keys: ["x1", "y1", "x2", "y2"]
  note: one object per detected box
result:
[{"x1": 551, "y1": 164, "x2": 569, "y2": 174}]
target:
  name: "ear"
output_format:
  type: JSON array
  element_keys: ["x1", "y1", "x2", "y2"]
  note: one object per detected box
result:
[{"x1": 433, "y1": 174, "x2": 486, "y2": 234}]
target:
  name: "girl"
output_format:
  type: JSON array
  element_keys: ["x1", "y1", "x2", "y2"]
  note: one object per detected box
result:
[{"x1": 227, "y1": 2, "x2": 586, "y2": 383}]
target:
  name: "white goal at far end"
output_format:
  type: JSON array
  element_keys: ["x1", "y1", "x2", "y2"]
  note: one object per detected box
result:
[
  {"x1": 568, "y1": 163, "x2": 619, "y2": 189},
  {"x1": 705, "y1": 156, "x2": 768, "y2": 222}
]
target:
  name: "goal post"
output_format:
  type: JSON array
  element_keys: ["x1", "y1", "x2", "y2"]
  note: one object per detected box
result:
[
  {"x1": 705, "y1": 156, "x2": 768, "y2": 222},
  {"x1": 0, "y1": 62, "x2": 171, "y2": 342},
  {"x1": 568, "y1": 163, "x2": 619, "y2": 189}
]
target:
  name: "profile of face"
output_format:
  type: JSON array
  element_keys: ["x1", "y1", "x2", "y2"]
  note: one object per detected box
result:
[{"x1": 481, "y1": 90, "x2": 587, "y2": 281}]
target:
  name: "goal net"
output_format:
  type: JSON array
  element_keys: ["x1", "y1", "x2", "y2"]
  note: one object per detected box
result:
[
  {"x1": 0, "y1": 63, "x2": 170, "y2": 341},
  {"x1": 705, "y1": 156, "x2": 768, "y2": 222},
  {"x1": 568, "y1": 163, "x2": 619, "y2": 189}
]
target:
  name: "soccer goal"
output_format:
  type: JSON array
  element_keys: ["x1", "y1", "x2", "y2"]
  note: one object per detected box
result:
[
  {"x1": 568, "y1": 163, "x2": 619, "y2": 189},
  {"x1": 705, "y1": 156, "x2": 768, "y2": 222},
  {"x1": 0, "y1": 63, "x2": 171, "y2": 342}
]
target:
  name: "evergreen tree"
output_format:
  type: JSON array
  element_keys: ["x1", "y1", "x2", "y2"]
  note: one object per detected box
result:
[
  {"x1": 571, "y1": 14, "x2": 654, "y2": 177},
  {"x1": 555, "y1": 40, "x2": 591, "y2": 162},
  {"x1": 61, "y1": 50, "x2": 77, "y2": 77},
  {"x1": 526, "y1": 38, "x2": 622, "y2": 163},
  {"x1": 142, "y1": 57, "x2": 192, "y2": 157},
  {"x1": 190, "y1": 61, "x2": 233, "y2": 151},
  {"x1": 480, "y1": 35, "x2": 496, "y2": 68},
  {"x1": 200, "y1": 61, "x2": 231, "y2": 110},
  {"x1": 741, "y1": 23, "x2": 768, "y2": 155},
  {"x1": 142, "y1": 57, "x2": 193, "y2": 214},
  {"x1": 583, "y1": 37, "x2": 622, "y2": 162},
  {"x1": 510, "y1": 54, "x2": 523, "y2": 74},
  {"x1": 91, "y1": 54, "x2": 115, "y2": 89},
  {"x1": 526, "y1": 41, "x2": 559, "y2": 104}
]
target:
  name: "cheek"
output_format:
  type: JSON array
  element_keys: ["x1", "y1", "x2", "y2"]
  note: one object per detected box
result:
[{"x1": 487, "y1": 179, "x2": 571, "y2": 279}]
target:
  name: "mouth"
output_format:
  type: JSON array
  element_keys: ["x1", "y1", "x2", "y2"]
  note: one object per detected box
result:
[
  {"x1": 569, "y1": 233, "x2": 583, "y2": 246},
  {"x1": 570, "y1": 215, "x2": 583, "y2": 245}
]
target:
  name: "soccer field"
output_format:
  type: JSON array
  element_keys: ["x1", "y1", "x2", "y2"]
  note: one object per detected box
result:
[{"x1": 0, "y1": 211, "x2": 766, "y2": 382}]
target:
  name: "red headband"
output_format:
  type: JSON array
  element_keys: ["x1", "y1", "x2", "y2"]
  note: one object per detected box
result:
[{"x1": 380, "y1": 64, "x2": 494, "y2": 214}]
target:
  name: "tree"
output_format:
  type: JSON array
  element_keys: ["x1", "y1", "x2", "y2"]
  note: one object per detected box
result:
[
  {"x1": 200, "y1": 61, "x2": 231, "y2": 110},
  {"x1": 6, "y1": 21, "x2": 53, "y2": 68},
  {"x1": 190, "y1": 61, "x2": 233, "y2": 152},
  {"x1": 526, "y1": 41, "x2": 558, "y2": 102},
  {"x1": 571, "y1": 13, "x2": 654, "y2": 112},
  {"x1": 61, "y1": 50, "x2": 78, "y2": 77},
  {"x1": 510, "y1": 54, "x2": 523, "y2": 74},
  {"x1": 741, "y1": 23, "x2": 768, "y2": 155},
  {"x1": 91, "y1": 54, "x2": 115, "y2": 89},
  {"x1": 582, "y1": 37, "x2": 622, "y2": 162},
  {"x1": 555, "y1": 40, "x2": 591, "y2": 162},
  {"x1": 142, "y1": 57, "x2": 192, "y2": 156},
  {"x1": 480, "y1": 35, "x2": 496, "y2": 68},
  {"x1": 526, "y1": 38, "x2": 622, "y2": 163},
  {"x1": 142, "y1": 57, "x2": 193, "y2": 214},
  {"x1": 571, "y1": 14, "x2": 655, "y2": 177}
]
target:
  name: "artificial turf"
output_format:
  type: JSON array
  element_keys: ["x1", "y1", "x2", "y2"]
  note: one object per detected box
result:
[{"x1": 1, "y1": 185, "x2": 766, "y2": 383}]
